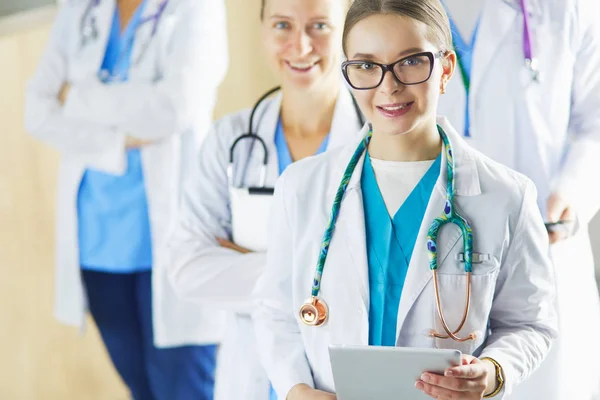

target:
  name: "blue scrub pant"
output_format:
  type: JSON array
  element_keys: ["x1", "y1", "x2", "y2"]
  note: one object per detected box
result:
[{"x1": 82, "y1": 270, "x2": 217, "y2": 400}]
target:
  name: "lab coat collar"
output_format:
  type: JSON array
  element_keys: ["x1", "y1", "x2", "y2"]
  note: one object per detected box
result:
[
  {"x1": 500, "y1": 0, "x2": 543, "y2": 18},
  {"x1": 253, "y1": 91, "x2": 283, "y2": 186},
  {"x1": 86, "y1": 0, "x2": 115, "y2": 70},
  {"x1": 471, "y1": 0, "x2": 519, "y2": 98},
  {"x1": 329, "y1": 116, "x2": 481, "y2": 343},
  {"x1": 328, "y1": 86, "x2": 365, "y2": 150}
]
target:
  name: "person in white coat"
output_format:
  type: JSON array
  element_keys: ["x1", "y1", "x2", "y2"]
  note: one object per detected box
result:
[
  {"x1": 165, "y1": 0, "x2": 364, "y2": 399},
  {"x1": 437, "y1": 0, "x2": 600, "y2": 398},
  {"x1": 252, "y1": 0, "x2": 558, "y2": 399},
  {"x1": 24, "y1": 0, "x2": 228, "y2": 398}
]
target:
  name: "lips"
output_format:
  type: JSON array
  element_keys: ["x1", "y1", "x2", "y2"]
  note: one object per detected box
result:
[
  {"x1": 376, "y1": 102, "x2": 414, "y2": 118},
  {"x1": 286, "y1": 60, "x2": 319, "y2": 73}
]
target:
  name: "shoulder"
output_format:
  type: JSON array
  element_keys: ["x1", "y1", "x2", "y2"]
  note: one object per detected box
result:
[
  {"x1": 278, "y1": 141, "x2": 358, "y2": 202},
  {"x1": 465, "y1": 144, "x2": 537, "y2": 212},
  {"x1": 201, "y1": 95, "x2": 278, "y2": 150},
  {"x1": 166, "y1": 0, "x2": 226, "y2": 16},
  {"x1": 200, "y1": 107, "x2": 253, "y2": 153}
]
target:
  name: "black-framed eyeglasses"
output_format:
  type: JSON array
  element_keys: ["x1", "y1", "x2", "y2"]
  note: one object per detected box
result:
[{"x1": 341, "y1": 51, "x2": 445, "y2": 90}]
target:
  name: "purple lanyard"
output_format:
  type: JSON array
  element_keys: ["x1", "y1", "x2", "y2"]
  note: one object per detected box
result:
[
  {"x1": 518, "y1": 0, "x2": 540, "y2": 82},
  {"x1": 139, "y1": 0, "x2": 169, "y2": 37},
  {"x1": 519, "y1": 0, "x2": 532, "y2": 59}
]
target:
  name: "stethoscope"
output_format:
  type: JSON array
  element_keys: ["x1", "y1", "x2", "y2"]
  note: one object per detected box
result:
[
  {"x1": 227, "y1": 86, "x2": 366, "y2": 193},
  {"x1": 80, "y1": 0, "x2": 169, "y2": 80},
  {"x1": 299, "y1": 126, "x2": 478, "y2": 343}
]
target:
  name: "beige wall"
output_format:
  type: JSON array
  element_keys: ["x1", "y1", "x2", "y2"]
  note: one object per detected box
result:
[{"x1": 0, "y1": 1, "x2": 274, "y2": 398}]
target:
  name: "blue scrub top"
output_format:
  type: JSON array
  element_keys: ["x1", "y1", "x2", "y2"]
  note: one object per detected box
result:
[
  {"x1": 78, "y1": 1, "x2": 153, "y2": 273},
  {"x1": 362, "y1": 152, "x2": 441, "y2": 346},
  {"x1": 274, "y1": 117, "x2": 330, "y2": 174}
]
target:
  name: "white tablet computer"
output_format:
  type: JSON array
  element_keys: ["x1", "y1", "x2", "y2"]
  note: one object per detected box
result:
[{"x1": 329, "y1": 345, "x2": 462, "y2": 400}]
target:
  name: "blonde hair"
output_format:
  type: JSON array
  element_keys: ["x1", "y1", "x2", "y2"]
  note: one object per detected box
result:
[{"x1": 342, "y1": 0, "x2": 452, "y2": 55}]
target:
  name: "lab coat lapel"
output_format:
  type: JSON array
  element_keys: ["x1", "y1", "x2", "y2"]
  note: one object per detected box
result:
[
  {"x1": 85, "y1": 0, "x2": 115, "y2": 71},
  {"x1": 470, "y1": 0, "x2": 518, "y2": 98},
  {"x1": 254, "y1": 92, "x2": 282, "y2": 187},
  {"x1": 395, "y1": 118, "x2": 481, "y2": 341},
  {"x1": 329, "y1": 127, "x2": 372, "y2": 319},
  {"x1": 394, "y1": 184, "x2": 459, "y2": 340}
]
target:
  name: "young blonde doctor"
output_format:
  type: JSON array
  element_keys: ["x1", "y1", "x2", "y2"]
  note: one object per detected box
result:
[
  {"x1": 166, "y1": 0, "x2": 363, "y2": 399},
  {"x1": 24, "y1": 0, "x2": 228, "y2": 398},
  {"x1": 437, "y1": 0, "x2": 600, "y2": 398},
  {"x1": 253, "y1": 0, "x2": 558, "y2": 399}
]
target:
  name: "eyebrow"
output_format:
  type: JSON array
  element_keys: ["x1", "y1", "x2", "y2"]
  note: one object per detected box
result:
[
  {"x1": 268, "y1": 15, "x2": 330, "y2": 21},
  {"x1": 351, "y1": 47, "x2": 426, "y2": 60},
  {"x1": 269, "y1": 14, "x2": 292, "y2": 20}
]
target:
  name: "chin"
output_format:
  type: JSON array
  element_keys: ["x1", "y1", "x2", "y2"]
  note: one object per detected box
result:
[
  {"x1": 286, "y1": 74, "x2": 323, "y2": 91},
  {"x1": 374, "y1": 118, "x2": 417, "y2": 137}
]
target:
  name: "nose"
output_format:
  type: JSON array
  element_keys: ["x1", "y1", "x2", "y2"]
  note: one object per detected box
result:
[
  {"x1": 292, "y1": 30, "x2": 313, "y2": 57},
  {"x1": 379, "y1": 69, "x2": 402, "y2": 95}
]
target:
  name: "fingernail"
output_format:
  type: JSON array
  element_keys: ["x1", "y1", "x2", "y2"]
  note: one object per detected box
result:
[
  {"x1": 415, "y1": 381, "x2": 424, "y2": 390},
  {"x1": 421, "y1": 374, "x2": 431, "y2": 382},
  {"x1": 445, "y1": 370, "x2": 454, "y2": 377}
]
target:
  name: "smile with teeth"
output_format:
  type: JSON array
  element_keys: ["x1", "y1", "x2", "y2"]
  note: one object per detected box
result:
[
  {"x1": 379, "y1": 103, "x2": 411, "y2": 111},
  {"x1": 287, "y1": 61, "x2": 318, "y2": 71}
]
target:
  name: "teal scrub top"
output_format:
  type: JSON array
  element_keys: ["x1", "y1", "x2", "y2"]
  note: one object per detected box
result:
[
  {"x1": 78, "y1": 0, "x2": 153, "y2": 273},
  {"x1": 361, "y1": 152, "x2": 441, "y2": 346}
]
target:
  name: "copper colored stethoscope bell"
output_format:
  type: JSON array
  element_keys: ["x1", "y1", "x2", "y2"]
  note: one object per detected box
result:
[{"x1": 299, "y1": 296, "x2": 328, "y2": 327}]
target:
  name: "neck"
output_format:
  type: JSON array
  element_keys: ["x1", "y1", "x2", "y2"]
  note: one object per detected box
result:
[
  {"x1": 117, "y1": 0, "x2": 145, "y2": 27},
  {"x1": 369, "y1": 119, "x2": 441, "y2": 162},
  {"x1": 280, "y1": 78, "x2": 340, "y2": 138}
]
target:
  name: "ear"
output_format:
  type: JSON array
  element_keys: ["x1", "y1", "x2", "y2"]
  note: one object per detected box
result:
[{"x1": 440, "y1": 51, "x2": 456, "y2": 93}]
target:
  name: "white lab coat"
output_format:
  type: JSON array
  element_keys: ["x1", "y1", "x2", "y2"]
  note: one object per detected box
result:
[
  {"x1": 437, "y1": 0, "x2": 600, "y2": 398},
  {"x1": 253, "y1": 118, "x2": 558, "y2": 400},
  {"x1": 24, "y1": 0, "x2": 229, "y2": 347},
  {"x1": 166, "y1": 88, "x2": 364, "y2": 400}
]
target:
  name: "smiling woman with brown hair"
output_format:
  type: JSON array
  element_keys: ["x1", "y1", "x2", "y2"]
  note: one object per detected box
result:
[{"x1": 165, "y1": 0, "x2": 364, "y2": 399}]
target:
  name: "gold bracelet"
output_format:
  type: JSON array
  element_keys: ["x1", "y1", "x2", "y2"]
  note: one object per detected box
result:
[{"x1": 480, "y1": 357, "x2": 505, "y2": 398}]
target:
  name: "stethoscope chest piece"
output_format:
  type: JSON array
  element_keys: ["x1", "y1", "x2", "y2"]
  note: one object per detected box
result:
[{"x1": 299, "y1": 296, "x2": 328, "y2": 327}]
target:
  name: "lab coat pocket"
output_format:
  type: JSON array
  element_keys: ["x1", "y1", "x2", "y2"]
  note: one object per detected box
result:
[{"x1": 432, "y1": 269, "x2": 499, "y2": 355}]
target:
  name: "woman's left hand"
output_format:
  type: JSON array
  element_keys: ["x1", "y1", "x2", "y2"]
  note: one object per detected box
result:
[
  {"x1": 216, "y1": 237, "x2": 252, "y2": 254},
  {"x1": 58, "y1": 82, "x2": 71, "y2": 105},
  {"x1": 415, "y1": 355, "x2": 496, "y2": 399}
]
